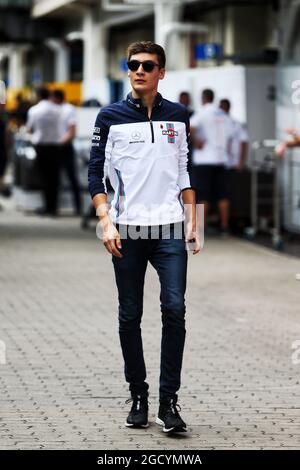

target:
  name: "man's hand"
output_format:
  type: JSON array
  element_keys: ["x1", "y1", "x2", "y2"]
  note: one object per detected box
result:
[
  {"x1": 100, "y1": 215, "x2": 123, "y2": 258},
  {"x1": 93, "y1": 195, "x2": 123, "y2": 258},
  {"x1": 185, "y1": 220, "x2": 201, "y2": 255},
  {"x1": 181, "y1": 189, "x2": 200, "y2": 255},
  {"x1": 286, "y1": 127, "x2": 297, "y2": 137},
  {"x1": 275, "y1": 141, "x2": 287, "y2": 158}
]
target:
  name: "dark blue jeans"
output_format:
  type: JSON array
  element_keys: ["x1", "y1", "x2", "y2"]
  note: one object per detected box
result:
[{"x1": 112, "y1": 222, "x2": 187, "y2": 402}]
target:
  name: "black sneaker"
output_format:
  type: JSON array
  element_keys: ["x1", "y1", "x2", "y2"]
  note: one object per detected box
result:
[
  {"x1": 125, "y1": 394, "x2": 149, "y2": 428},
  {"x1": 156, "y1": 397, "x2": 187, "y2": 433}
]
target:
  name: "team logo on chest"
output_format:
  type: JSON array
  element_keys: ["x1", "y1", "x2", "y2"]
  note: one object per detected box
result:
[
  {"x1": 129, "y1": 130, "x2": 145, "y2": 144},
  {"x1": 161, "y1": 123, "x2": 178, "y2": 143},
  {"x1": 131, "y1": 131, "x2": 141, "y2": 140}
]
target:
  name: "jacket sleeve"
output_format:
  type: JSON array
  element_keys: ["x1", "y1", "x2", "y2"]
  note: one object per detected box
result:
[
  {"x1": 178, "y1": 109, "x2": 193, "y2": 191},
  {"x1": 88, "y1": 109, "x2": 112, "y2": 198}
]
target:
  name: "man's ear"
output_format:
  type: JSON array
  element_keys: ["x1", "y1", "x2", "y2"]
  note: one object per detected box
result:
[{"x1": 159, "y1": 68, "x2": 166, "y2": 80}]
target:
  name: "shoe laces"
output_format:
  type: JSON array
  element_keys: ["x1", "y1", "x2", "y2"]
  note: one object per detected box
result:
[
  {"x1": 166, "y1": 399, "x2": 181, "y2": 416},
  {"x1": 125, "y1": 395, "x2": 149, "y2": 411}
]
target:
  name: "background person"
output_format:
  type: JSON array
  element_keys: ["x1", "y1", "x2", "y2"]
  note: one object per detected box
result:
[
  {"x1": 51, "y1": 89, "x2": 82, "y2": 216},
  {"x1": 13, "y1": 93, "x2": 31, "y2": 128},
  {"x1": 179, "y1": 91, "x2": 194, "y2": 117},
  {"x1": 219, "y1": 98, "x2": 248, "y2": 171},
  {"x1": 0, "y1": 103, "x2": 9, "y2": 204},
  {"x1": 26, "y1": 88, "x2": 61, "y2": 216},
  {"x1": 190, "y1": 88, "x2": 233, "y2": 235}
]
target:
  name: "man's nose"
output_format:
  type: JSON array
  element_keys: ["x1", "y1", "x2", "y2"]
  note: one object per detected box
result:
[{"x1": 136, "y1": 64, "x2": 144, "y2": 73}]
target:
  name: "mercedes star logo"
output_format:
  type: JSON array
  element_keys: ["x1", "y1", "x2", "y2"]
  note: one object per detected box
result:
[{"x1": 131, "y1": 131, "x2": 141, "y2": 140}]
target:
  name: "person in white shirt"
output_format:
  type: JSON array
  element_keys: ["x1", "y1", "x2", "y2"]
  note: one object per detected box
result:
[
  {"x1": 26, "y1": 88, "x2": 61, "y2": 216},
  {"x1": 51, "y1": 89, "x2": 81, "y2": 215},
  {"x1": 190, "y1": 89, "x2": 233, "y2": 234},
  {"x1": 178, "y1": 91, "x2": 194, "y2": 118},
  {"x1": 219, "y1": 99, "x2": 248, "y2": 171}
]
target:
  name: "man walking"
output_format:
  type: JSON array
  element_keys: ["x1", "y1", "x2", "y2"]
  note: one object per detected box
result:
[{"x1": 88, "y1": 41, "x2": 200, "y2": 434}]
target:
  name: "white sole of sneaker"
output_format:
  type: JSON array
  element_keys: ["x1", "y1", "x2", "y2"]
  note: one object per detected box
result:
[
  {"x1": 125, "y1": 422, "x2": 149, "y2": 428},
  {"x1": 156, "y1": 417, "x2": 187, "y2": 433}
]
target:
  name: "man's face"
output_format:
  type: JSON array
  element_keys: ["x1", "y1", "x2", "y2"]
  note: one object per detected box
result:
[
  {"x1": 180, "y1": 94, "x2": 190, "y2": 107},
  {"x1": 128, "y1": 52, "x2": 165, "y2": 95},
  {"x1": 219, "y1": 102, "x2": 230, "y2": 114}
]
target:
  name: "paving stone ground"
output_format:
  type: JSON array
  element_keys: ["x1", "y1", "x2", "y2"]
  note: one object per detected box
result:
[{"x1": 1, "y1": 205, "x2": 300, "y2": 450}]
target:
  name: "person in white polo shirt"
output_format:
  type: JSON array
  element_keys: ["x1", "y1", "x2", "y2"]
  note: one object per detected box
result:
[
  {"x1": 51, "y1": 89, "x2": 82, "y2": 215},
  {"x1": 219, "y1": 99, "x2": 248, "y2": 171},
  {"x1": 190, "y1": 89, "x2": 233, "y2": 235},
  {"x1": 26, "y1": 88, "x2": 61, "y2": 216}
]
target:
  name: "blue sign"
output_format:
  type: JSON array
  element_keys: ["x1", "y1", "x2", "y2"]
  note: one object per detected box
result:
[
  {"x1": 195, "y1": 43, "x2": 223, "y2": 60},
  {"x1": 120, "y1": 58, "x2": 128, "y2": 72},
  {"x1": 31, "y1": 69, "x2": 41, "y2": 84}
]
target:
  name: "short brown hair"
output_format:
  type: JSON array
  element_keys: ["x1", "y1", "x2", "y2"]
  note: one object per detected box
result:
[
  {"x1": 127, "y1": 41, "x2": 166, "y2": 68},
  {"x1": 202, "y1": 89, "x2": 214, "y2": 103}
]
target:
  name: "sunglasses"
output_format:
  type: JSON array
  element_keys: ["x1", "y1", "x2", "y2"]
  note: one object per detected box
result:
[{"x1": 127, "y1": 60, "x2": 160, "y2": 73}]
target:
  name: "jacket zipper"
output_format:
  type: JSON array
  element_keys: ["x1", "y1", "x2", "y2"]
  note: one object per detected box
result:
[{"x1": 149, "y1": 119, "x2": 154, "y2": 143}]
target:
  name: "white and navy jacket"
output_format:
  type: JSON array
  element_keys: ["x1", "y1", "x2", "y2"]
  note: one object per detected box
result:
[{"x1": 88, "y1": 92, "x2": 193, "y2": 226}]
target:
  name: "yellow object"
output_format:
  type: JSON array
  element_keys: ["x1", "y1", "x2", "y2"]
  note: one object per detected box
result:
[
  {"x1": 6, "y1": 81, "x2": 82, "y2": 111},
  {"x1": 5, "y1": 87, "x2": 33, "y2": 111},
  {"x1": 47, "y1": 81, "x2": 82, "y2": 106}
]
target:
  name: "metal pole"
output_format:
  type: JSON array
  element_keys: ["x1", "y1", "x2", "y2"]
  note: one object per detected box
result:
[
  {"x1": 251, "y1": 145, "x2": 258, "y2": 232},
  {"x1": 273, "y1": 152, "x2": 281, "y2": 240}
]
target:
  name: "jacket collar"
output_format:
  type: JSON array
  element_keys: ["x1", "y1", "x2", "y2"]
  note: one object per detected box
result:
[{"x1": 126, "y1": 92, "x2": 163, "y2": 110}]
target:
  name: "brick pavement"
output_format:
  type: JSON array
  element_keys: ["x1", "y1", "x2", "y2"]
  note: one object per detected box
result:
[{"x1": 0, "y1": 207, "x2": 300, "y2": 450}]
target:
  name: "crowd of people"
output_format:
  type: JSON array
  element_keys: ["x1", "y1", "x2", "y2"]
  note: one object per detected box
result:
[
  {"x1": 179, "y1": 88, "x2": 249, "y2": 235},
  {"x1": 26, "y1": 88, "x2": 81, "y2": 216},
  {"x1": 0, "y1": 88, "x2": 82, "y2": 216}
]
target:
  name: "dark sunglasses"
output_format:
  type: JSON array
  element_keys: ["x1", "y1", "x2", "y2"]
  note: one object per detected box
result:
[{"x1": 127, "y1": 60, "x2": 160, "y2": 73}]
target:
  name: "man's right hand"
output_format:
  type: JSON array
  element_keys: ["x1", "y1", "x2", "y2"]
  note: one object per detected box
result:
[{"x1": 101, "y1": 215, "x2": 123, "y2": 258}]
